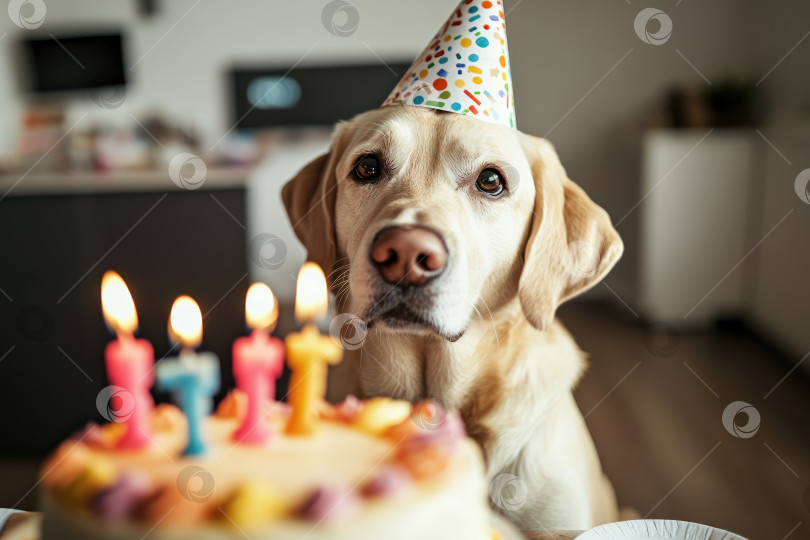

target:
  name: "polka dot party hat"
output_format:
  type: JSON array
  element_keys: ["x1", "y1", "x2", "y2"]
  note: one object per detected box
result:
[{"x1": 382, "y1": 0, "x2": 515, "y2": 128}]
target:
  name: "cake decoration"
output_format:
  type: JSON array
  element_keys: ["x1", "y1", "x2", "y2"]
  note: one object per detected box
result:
[
  {"x1": 61, "y1": 455, "x2": 116, "y2": 507},
  {"x1": 100, "y1": 271, "x2": 156, "y2": 450},
  {"x1": 150, "y1": 403, "x2": 187, "y2": 433},
  {"x1": 285, "y1": 263, "x2": 344, "y2": 436},
  {"x1": 360, "y1": 465, "x2": 412, "y2": 497},
  {"x1": 299, "y1": 484, "x2": 359, "y2": 523},
  {"x1": 138, "y1": 483, "x2": 213, "y2": 526},
  {"x1": 74, "y1": 422, "x2": 109, "y2": 449},
  {"x1": 156, "y1": 295, "x2": 221, "y2": 456},
  {"x1": 232, "y1": 282, "x2": 285, "y2": 444},
  {"x1": 332, "y1": 393, "x2": 363, "y2": 422},
  {"x1": 352, "y1": 397, "x2": 413, "y2": 435},
  {"x1": 91, "y1": 471, "x2": 151, "y2": 520},
  {"x1": 382, "y1": 0, "x2": 515, "y2": 128},
  {"x1": 221, "y1": 481, "x2": 287, "y2": 527}
]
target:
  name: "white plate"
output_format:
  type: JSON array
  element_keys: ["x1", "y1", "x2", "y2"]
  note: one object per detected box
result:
[{"x1": 577, "y1": 520, "x2": 748, "y2": 540}]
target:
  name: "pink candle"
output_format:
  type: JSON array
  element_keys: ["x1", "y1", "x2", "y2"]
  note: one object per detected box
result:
[
  {"x1": 105, "y1": 334, "x2": 155, "y2": 449},
  {"x1": 232, "y1": 283, "x2": 284, "y2": 444},
  {"x1": 101, "y1": 271, "x2": 155, "y2": 450}
]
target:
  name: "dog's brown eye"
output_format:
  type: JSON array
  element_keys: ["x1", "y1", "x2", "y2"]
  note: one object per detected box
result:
[
  {"x1": 353, "y1": 155, "x2": 380, "y2": 181},
  {"x1": 475, "y1": 168, "x2": 505, "y2": 197}
]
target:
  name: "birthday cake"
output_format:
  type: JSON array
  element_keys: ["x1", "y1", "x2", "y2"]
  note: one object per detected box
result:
[{"x1": 39, "y1": 394, "x2": 492, "y2": 540}]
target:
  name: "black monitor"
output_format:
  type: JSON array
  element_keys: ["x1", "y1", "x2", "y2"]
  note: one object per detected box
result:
[
  {"x1": 230, "y1": 62, "x2": 414, "y2": 128},
  {"x1": 22, "y1": 32, "x2": 127, "y2": 93}
]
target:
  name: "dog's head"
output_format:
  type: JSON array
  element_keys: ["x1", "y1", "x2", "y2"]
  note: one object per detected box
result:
[{"x1": 283, "y1": 106, "x2": 622, "y2": 341}]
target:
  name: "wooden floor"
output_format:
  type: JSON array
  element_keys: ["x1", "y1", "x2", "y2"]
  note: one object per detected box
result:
[
  {"x1": 559, "y1": 301, "x2": 810, "y2": 540},
  {"x1": 1, "y1": 300, "x2": 808, "y2": 540}
]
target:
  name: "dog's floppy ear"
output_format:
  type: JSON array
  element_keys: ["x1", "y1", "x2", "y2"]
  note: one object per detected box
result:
[
  {"x1": 282, "y1": 124, "x2": 351, "y2": 279},
  {"x1": 517, "y1": 134, "x2": 623, "y2": 331}
]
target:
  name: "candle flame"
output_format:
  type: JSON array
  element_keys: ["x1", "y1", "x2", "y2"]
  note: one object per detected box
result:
[
  {"x1": 245, "y1": 282, "x2": 278, "y2": 331},
  {"x1": 169, "y1": 295, "x2": 202, "y2": 349},
  {"x1": 101, "y1": 271, "x2": 138, "y2": 335},
  {"x1": 295, "y1": 262, "x2": 328, "y2": 322}
]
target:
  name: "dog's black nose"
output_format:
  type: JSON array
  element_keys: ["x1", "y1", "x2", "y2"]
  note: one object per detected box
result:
[{"x1": 371, "y1": 226, "x2": 447, "y2": 286}]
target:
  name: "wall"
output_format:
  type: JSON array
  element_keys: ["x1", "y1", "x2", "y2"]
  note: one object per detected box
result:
[
  {"x1": 1, "y1": 0, "x2": 809, "y2": 311},
  {"x1": 0, "y1": 1, "x2": 767, "y2": 161}
]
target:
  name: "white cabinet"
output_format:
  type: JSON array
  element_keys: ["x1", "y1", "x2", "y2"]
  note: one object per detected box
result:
[{"x1": 637, "y1": 129, "x2": 760, "y2": 325}]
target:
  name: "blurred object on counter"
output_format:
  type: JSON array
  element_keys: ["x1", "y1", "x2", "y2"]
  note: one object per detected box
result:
[
  {"x1": 13, "y1": 106, "x2": 69, "y2": 171},
  {"x1": 4, "y1": 110, "x2": 213, "y2": 176},
  {"x1": 649, "y1": 78, "x2": 764, "y2": 129},
  {"x1": 705, "y1": 79, "x2": 763, "y2": 127}
]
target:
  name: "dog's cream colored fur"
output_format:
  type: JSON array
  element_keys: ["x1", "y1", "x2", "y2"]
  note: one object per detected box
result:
[{"x1": 282, "y1": 106, "x2": 623, "y2": 530}]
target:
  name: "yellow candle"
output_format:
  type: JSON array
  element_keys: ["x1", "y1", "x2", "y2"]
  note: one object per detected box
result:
[{"x1": 285, "y1": 263, "x2": 342, "y2": 436}]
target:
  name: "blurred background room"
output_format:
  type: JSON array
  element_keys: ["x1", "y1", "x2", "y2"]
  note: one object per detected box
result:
[{"x1": 1, "y1": 1, "x2": 809, "y2": 539}]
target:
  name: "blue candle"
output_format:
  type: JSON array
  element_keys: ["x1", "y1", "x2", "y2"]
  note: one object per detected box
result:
[
  {"x1": 156, "y1": 352, "x2": 219, "y2": 456},
  {"x1": 157, "y1": 296, "x2": 220, "y2": 456}
]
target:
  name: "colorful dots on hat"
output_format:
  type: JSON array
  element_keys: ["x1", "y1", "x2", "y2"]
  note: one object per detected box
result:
[{"x1": 381, "y1": 0, "x2": 515, "y2": 128}]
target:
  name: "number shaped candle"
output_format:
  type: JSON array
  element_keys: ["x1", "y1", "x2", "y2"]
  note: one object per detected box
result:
[
  {"x1": 232, "y1": 283, "x2": 285, "y2": 444},
  {"x1": 100, "y1": 271, "x2": 156, "y2": 450},
  {"x1": 156, "y1": 296, "x2": 220, "y2": 456},
  {"x1": 285, "y1": 263, "x2": 343, "y2": 436}
]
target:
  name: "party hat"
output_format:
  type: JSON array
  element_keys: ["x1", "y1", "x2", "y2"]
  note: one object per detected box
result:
[{"x1": 382, "y1": 0, "x2": 515, "y2": 128}]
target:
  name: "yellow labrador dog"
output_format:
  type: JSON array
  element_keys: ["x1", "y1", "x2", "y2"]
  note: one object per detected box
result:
[{"x1": 282, "y1": 105, "x2": 623, "y2": 530}]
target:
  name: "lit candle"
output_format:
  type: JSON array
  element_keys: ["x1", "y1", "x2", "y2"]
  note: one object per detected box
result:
[
  {"x1": 156, "y1": 296, "x2": 220, "y2": 456},
  {"x1": 232, "y1": 283, "x2": 285, "y2": 444},
  {"x1": 285, "y1": 263, "x2": 343, "y2": 436},
  {"x1": 100, "y1": 271, "x2": 155, "y2": 450}
]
